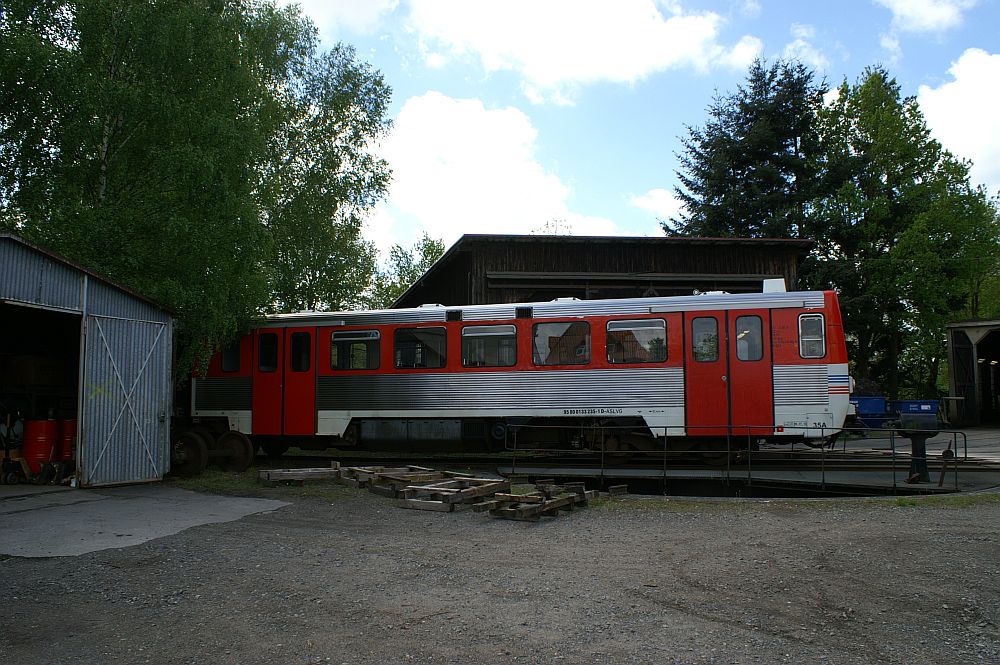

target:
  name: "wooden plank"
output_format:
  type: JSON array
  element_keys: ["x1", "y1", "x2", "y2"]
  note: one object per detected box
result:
[
  {"x1": 445, "y1": 480, "x2": 510, "y2": 503},
  {"x1": 396, "y1": 499, "x2": 455, "y2": 512},
  {"x1": 376, "y1": 472, "x2": 445, "y2": 483},
  {"x1": 368, "y1": 484, "x2": 399, "y2": 498},
  {"x1": 494, "y1": 493, "x2": 544, "y2": 504},
  {"x1": 258, "y1": 468, "x2": 340, "y2": 482},
  {"x1": 489, "y1": 507, "x2": 540, "y2": 522}
]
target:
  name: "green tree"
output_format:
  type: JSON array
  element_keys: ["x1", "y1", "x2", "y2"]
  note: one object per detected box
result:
[
  {"x1": 366, "y1": 233, "x2": 446, "y2": 309},
  {"x1": 262, "y1": 44, "x2": 391, "y2": 313},
  {"x1": 0, "y1": 1, "x2": 393, "y2": 371},
  {"x1": 668, "y1": 59, "x2": 825, "y2": 237},
  {"x1": 0, "y1": 0, "x2": 306, "y2": 371},
  {"x1": 807, "y1": 68, "x2": 999, "y2": 397},
  {"x1": 669, "y1": 61, "x2": 1000, "y2": 398}
]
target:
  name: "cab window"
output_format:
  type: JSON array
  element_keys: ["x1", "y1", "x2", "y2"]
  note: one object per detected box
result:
[{"x1": 799, "y1": 314, "x2": 826, "y2": 358}]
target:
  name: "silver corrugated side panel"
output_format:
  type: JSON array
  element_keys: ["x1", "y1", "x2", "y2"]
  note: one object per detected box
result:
[
  {"x1": 85, "y1": 279, "x2": 166, "y2": 322},
  {"x1": 78, "y1": 313, "x2": 172, "y2": 486},
  {"x1": 0, "y1": 239, "x2": 83, "y2": 311}
]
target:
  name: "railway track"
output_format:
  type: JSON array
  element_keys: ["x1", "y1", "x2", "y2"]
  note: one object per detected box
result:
[{"x1": 260, "y1": 448, "x2": 1000, "y2": 474}]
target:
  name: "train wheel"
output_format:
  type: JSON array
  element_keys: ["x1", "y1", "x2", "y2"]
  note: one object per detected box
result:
[
  {"x1": 217, "y1": 431, "x2": 254, "y2": 472},
  {"x1": 191, "y1": 425, "x2": 217, "y2": 449},
  {"x1": 171, "y1": 430, "x2": 209, "y2": 477},
  {"x1": 261, "y1": 443, "x2": 290, "y2": 459}
]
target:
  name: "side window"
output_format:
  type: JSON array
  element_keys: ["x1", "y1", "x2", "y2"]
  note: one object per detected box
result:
[
  {"x1": 735, "y1": 316, "x2": 763, "y2": 361},
  {"x1": 691, "y1": 317, "x2": 718, "y2": 362},
  {"x1": 331, "y1": 330, "x2": 380, "y2": 370},
  {"x1": 533, "y1": 321, "x2": 590, "y2": 366},
  {"x1": 290, "y1": 332, "x2": 310, "y2": 372},
  {"x1": 607, "y1": 319, "x2": 667, "y2": 364},
  {"x1": 799, "y1": 314, "x2": 826, "y2": 358},
  {"x1": 258, "y1": 333, "x2": 278, "y2": 372},
  {"x1": 462, "y1": 325, "x2": 517, "y2": 367},
  {"x1": 394, "y1": 327, "x2": 447, "y2": 369},
  {"x1": 221, "y1": 340, "x2": 241, "y2": 372}
]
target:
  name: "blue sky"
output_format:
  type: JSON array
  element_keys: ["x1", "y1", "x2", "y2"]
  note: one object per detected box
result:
[{"x1": 285, "y1": 0, "x2": 1000, "y2": 255}]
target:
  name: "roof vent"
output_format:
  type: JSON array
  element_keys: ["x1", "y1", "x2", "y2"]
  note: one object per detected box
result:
[
  {"x1": 763, "y1": 278, "x2": 787, "y2": 293},
  {"x1": 551, "y1": 297, "x2": 581, "y2": 302},
  {"x1": 418, "y1": 303, "x2": 444, "y2": 308},
  {"x1": 446, "y1": 309, "x2": 463, "y2": 322},
  {"x1": 515, "y1": 306, "x2": 533, "y2": 319}
]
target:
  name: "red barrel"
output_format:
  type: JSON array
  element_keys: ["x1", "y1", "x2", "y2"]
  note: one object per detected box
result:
[
  {"x1": 58, "y1": 419, "x2": 77, "y2": 462},
  {"x1": 22, "y1": 420, "x2": 58, "y2": 474}
]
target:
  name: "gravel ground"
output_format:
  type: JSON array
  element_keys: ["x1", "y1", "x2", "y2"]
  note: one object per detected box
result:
[{"x1": 2, "y1": 486, "x2": 999, "y2": 665}]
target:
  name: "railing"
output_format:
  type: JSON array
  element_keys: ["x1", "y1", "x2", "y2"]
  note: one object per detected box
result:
[{"x1": 500, "y1": 422, "x2": 968, "y2": 495}]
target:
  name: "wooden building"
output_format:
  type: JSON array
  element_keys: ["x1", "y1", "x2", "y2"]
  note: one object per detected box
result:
[
  {"x1": 393, "y1": 235, "x2": 813, "y2": 308},
  {"x1": 947, "y1": 320, "x2": 1000, "y2": 425}
]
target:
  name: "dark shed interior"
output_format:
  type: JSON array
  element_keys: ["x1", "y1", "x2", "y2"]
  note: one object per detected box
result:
[{"x1": 0, "y1": 302, "x2": 80, "y2": 424}]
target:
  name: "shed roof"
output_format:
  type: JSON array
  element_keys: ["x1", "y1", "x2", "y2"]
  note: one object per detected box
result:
[
  {"x1": 0, "y1": 231, "x2": 172, "y2": 314},
  {"x1": 392, "y1": 233, "x2": 813, "y2": 307}
]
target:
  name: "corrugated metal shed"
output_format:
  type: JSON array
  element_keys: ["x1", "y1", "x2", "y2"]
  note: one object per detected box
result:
[
  {"x1": 393, "y1": 234, "x2": 814, "y2": 308},
  {"x1": 0, "y1": 232, "x2": 173, "y2": 486}
]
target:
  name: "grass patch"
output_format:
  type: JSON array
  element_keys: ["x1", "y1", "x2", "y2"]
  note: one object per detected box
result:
[
  {"x1": 167, "y1": 468, "x2": 353, "y2": 502},
  {"x1": 890, "y1": 493, "x2": 1000, "y2": 508}
]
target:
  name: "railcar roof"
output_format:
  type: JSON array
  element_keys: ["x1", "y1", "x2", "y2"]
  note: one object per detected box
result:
[{"x1": 257, "y1": 290, "x2": 829, "y2": 328}]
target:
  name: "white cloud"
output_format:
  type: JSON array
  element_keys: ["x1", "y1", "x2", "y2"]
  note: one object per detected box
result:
[
  {"x1": 782, "y1": 24, "x2": 830, "y2": 72},
  {"x1": 630, "y1": 188, "x2": 685, "y2": 222},
  {"x1": 740, "y1": 0, "x2": 762, "y2": 18},
  {"x1": 874, "y1": 0, "x2": 977, "y2": 33},
  {"x1": 369, "y1": 92, "x2": 622, "y2": 254},
  {"x1": 918, "y1": 48, "x2": 1000, "y2": 195},
  {"x1": 405, "y1": 0, "x2": 762, "y2": 104},
  {"x1": 880, "y1": 33, "x2": 902, "y2": 66},
  {"x1": 282, "y1": 0, "x2": 398, "y2": 36}
]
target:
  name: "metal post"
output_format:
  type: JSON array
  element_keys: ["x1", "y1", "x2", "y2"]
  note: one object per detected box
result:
[
  {"x1": 661, "y1": 427, "x2": 668, "y2": 495},
  {"x1": 510, "y1": 427, "x2": 518, "y2": 477},
  {"x1": 908, "y1": 433, "x2": 930, "y2": 483},
  {"x1": 890, "y1": 429, "x2": 896, "y2": 493},
  {"x1": 820, "y1": 427, "x2": 826, "y2": 491}
]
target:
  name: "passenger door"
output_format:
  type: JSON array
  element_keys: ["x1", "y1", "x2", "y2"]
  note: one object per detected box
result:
[
  {"x1": 685, "y1": 312, "x2": 728, "y2": 436},
  {"x1": 252, "y1": 329, "x2": 283, "y2": 435},
  {"x1": 727, "y1": 310, "x2": 773, "y2": 436},
  {"x1": 282, "y1": 327, "x2": 316, "y2": 436}
]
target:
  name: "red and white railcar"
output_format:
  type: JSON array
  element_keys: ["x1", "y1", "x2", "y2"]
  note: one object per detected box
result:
[{"x1": 184, "y1": 288, "x2": 850, "y2": 457}]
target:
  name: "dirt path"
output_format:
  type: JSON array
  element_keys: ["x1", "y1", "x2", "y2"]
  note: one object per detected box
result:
[{"x1": 2, "y1": 490, "x2": 998, "y2": 664}]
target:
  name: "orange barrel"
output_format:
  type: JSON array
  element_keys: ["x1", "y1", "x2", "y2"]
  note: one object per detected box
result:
[
  {"x1": 22, "y1": 420, "x2": 58, "y2": 474},
  {"x1": 58, "y1": 419, "x2": 77, "y2": 461}
]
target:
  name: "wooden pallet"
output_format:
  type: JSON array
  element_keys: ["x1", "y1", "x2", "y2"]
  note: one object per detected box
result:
[
  {"x1": 397, "y1": 477, "x2": 511, "y2": 512},
  {"x1": 481, "y1": 483, "x2": 598, "y2": 521}
]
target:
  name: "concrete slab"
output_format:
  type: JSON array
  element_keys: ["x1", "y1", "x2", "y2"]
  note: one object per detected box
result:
[
  {"x1": 0, "y1": 484, "x2": 288, "y2": 558},
  {"x1": 0, "y1": 484, "x2": 71, "y2": 501}
]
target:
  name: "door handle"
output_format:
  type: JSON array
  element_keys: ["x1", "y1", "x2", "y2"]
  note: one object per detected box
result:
[{"x1": 721, "y1": 375, "x2": 727, "y2": 382}]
